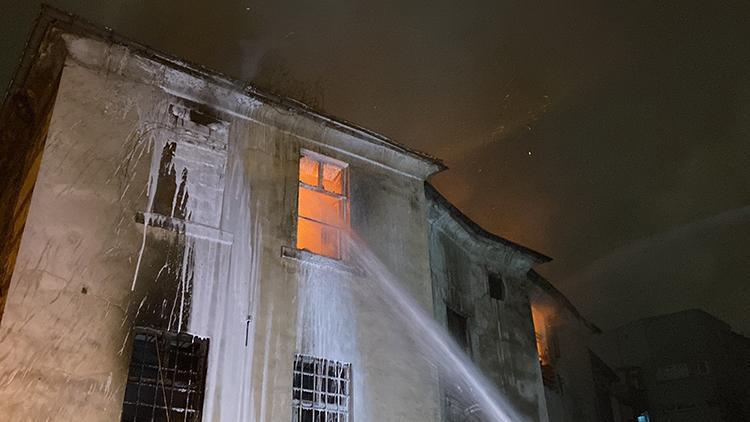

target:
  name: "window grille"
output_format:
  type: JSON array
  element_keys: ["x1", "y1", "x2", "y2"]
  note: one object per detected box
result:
[
  {"x1": 445, "y1": 393, "x2": 483, "y2": 422},
  {"x1": 296, "y1": 152, "x2": 348, "y2": 259},
  {"x1": 292, "y1": 354, "x2": 351, "y2": 422},
  {"x1": 121, "y1": 328, "x2": 209, "y2": 422}
]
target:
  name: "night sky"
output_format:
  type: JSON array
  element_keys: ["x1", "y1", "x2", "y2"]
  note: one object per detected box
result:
[{"x1": 2, "y1": 1, "x2": 749, "y2": 335}]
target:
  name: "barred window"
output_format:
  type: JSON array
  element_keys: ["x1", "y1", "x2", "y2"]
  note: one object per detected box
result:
[
  {"x1": 121, "y1": 328, "x2": 209, "y2": 422},
  {"x1": 292, "y1": 354, "x2": 351, "y2": 422}
]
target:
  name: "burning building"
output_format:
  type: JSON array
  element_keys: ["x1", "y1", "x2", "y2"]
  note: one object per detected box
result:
[{"x1": 0, "y1": 6, "x2": 618, "y2": 422}]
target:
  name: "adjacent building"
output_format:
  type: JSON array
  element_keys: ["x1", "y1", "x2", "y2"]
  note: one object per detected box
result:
[{"x1": 591, "y1": 309, "x2": 750, "y2": 421}]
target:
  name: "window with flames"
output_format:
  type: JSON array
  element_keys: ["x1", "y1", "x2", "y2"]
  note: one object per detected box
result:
[{"x1": 296, "y1": 152, "x2": 348, "y2": 259}]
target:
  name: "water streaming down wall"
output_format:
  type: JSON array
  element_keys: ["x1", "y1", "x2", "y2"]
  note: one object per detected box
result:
[
  {"x1": 295, "y1": 265, "x2": 357, "y2": 364},
  {"x1": 103, "y1": 84, "x2": 263, "y2": 420},
  {"x1": 295, "y1": 263, "x2": 366, "y2": 419},
  {"x1": 186, "y1": 118, "x2": 261, "y2": 421}
]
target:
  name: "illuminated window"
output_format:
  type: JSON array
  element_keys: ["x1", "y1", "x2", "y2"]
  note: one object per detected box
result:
[
  {"x1": 292, "y1": 354, "x2": 351, "y2": 422},
  {"x1": 296, "y1": 153, "x2": 348, "y2": 259}
]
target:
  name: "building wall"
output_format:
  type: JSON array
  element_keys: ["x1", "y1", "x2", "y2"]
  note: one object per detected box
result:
[
  {"x1": 427, "y1": 201, "x2": 548, "y2": 421},
  {"x1": 0, "y1": 30, "x2": 442, "y2": 422}
]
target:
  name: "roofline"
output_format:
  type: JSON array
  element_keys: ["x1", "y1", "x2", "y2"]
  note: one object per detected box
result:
[
  {"x1": 527, "y1": 269, "x2": 601, "y2": 333},
  {"x1": 3, "y1": 4, "x2": 447, "y2": 174},
  {"x1": 425, "y1": 182, "x2": 552, "y2": 263},
  {"x1": 607, "y1": 308, "x2": 735, "y2": 334}
]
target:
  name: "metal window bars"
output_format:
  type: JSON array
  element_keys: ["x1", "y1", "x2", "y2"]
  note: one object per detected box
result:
[
  {"x1": 121, "y1": 327, "x2": 209, "y2": 422},
  {"x1": 292, "y1": 354, "x2": 352, "y2": 422}
]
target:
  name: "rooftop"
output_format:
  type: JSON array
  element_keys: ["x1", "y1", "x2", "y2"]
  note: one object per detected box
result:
[{"x1": 3, "y1": 5, "x2": 446, "y2": 175}]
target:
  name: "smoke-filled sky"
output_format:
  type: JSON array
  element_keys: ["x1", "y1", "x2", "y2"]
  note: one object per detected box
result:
[{"x1": 2, "y1": 1, "x2": 749, "y2": 334}]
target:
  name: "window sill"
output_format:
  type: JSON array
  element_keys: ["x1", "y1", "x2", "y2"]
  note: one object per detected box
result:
[
  {"x1": 281, "y1": 246, "x2": 363, "y2": 276},
  {"x1": 135, "y1": 212, "x2": 233, "y2": 245}
]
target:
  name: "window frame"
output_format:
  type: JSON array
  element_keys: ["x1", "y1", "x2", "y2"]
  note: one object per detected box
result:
[
  {"x1": 292, "y1": 354, "x2": 352, "y2": 422},
  {"x1": 295, "y1": 150, "x2": 350, "y2": 260},
  {"x1": 121, "y1": 327, "x2": 209, "y2": 422}
]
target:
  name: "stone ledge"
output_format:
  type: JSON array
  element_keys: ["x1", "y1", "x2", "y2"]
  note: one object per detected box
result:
[
  {"x1": 135, "y1": 212, "x2": 233, "y2": 245},
  {"x1": 280, "y1": 246, "x2": 364, "y2": 277}
]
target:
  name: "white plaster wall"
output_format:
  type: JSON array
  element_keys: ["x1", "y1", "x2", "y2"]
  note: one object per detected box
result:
[{"x1": 0, "y1": 58, "x2": 157, "y2": 421}]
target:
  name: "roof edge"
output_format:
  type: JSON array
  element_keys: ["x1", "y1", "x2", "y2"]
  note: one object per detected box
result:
[
  {"x1": 527, "y1": 269, "x2": 601, "y2": 333},
  {"x1": 425, "y1": 182, "x2": 552, "y2": 263},
  {"x1": 4, "y1": 4, "x2": 446, "y2": 175}
]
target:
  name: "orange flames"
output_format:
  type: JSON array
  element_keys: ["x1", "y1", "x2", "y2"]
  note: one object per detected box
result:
[{"x1": 296, "y1": 154, "x2": 348, "y2": 259}]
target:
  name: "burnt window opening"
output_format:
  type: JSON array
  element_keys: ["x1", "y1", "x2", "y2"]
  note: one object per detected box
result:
[
  {"x1": 487, "y1": 273, "x2": 505, "y2": 301},
  {"x1": 292, "y1": 354, "x2": 351, "y2": 422},
  {"x1": 446, "y1": 306, "x2": 470, "y2": 353},
  {"x1": 296, "y1": 152, "x2": 348, "y2": 260},
  {"x1": 121, "y1": 328, "x2": 209, "y2": 422},
  {"x1": 189, "y1": 108, "x2": 221, "y2": 127},
  {"x1": 153, "y1": 142, "x2": 191, "y2": 221},
  {"x1": 169, "y1": 103, "x2": 223, "y2": 130}
]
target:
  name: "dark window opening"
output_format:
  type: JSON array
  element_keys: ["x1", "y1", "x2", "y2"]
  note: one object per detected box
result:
[
  {"x1": 292, "y1": 354, "x2": 351, "y2": 422},
  {"x1": 189, "y1": 108, "x2": 221, "y2": 127},
  {"x1": 487, "y1": 273, "x2": 505, "y2": 301},
  {"x1": 121, "y1": 328, "x2": 209, "y2": 422},
  {"x1": 152, "y1": 142, "x2": 190, "y2": 221},
  {"x1": 447, "y1": 306, "x2": 470, "y2": 353}
]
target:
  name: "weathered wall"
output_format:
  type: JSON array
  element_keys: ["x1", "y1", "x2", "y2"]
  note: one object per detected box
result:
[
  {"x1": 0, "y1": 23, "x2": 67, "y2": 326},
  {"x1": 0, "y1": 27, "x2": 442, "y2": 422},
  {"x1": 0, "y1": 52, "x2": 155, "y2": 420},
  {"x1": 427, "y1": 200, "x2": 548, "y2": 422}
]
